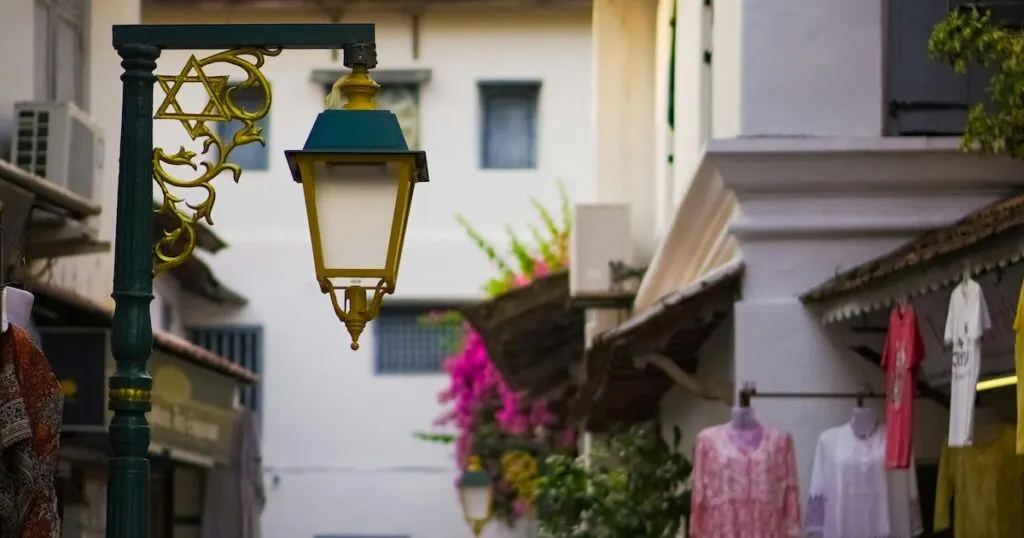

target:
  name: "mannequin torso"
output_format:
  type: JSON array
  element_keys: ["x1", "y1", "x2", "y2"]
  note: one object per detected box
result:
[{"x1": 728, "y1": 406, "x2": 764, "y2": 453}]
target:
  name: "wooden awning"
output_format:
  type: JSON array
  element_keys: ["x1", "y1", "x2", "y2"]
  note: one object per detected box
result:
[
  {"x1": 569, "y1": 260, "x2": 743, "y2": 432},
  {"x1": 461, "y1": 271, "x2": 585, "y2": 397},
  {"x1": 803, "y1": 192, "x2": 1024, "y2": 322}
]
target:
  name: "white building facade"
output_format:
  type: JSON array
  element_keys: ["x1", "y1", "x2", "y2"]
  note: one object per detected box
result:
[
  {"x1": 143, "y1": 1, "x2": 593, "y2": 537},
  {"x1": 577, "y1": 0, "x2": 1024, "y2": 526}
]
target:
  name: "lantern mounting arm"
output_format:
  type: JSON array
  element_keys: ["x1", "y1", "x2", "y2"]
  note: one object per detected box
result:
[{"x1": 324, "y1": 279, "x2": 390, "y2": 351}]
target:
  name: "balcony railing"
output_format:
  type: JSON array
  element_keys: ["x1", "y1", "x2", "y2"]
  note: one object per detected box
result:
[{"x1": 886, "y1": 0, "x2": 1024, "y2": 136}]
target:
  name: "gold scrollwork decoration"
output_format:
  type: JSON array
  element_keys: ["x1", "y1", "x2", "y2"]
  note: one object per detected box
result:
[{"x1": 152, "y1": 46, "x2": 282, "y2": 275}]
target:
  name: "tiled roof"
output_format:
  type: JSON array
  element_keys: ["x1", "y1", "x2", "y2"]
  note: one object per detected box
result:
[
  {"x1": 803, "y1": 192, "x2": 1024, "y2": 302},
  {"x1": 568, "y1": 261, "x2": 743, "y2": 431},
  {"x1": 26, "y1": 280, "x2": 258, "y2": 383}
]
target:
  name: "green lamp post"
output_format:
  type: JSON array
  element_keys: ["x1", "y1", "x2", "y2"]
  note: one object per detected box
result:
[{"x1": 108, "y1": 23, "x2": 425, "y2": 538}]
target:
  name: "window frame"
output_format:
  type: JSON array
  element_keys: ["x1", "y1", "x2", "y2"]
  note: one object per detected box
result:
[
  {"x1": 214, "y1": 83, "x2": 272, "y2": 171},
  {"x1": 186, "y1": 324, "x2": 265, "y2": 416},
  {"x1": 35, "y1": 0, "x2": 90, "y2": 109},
  {"x1": 372, "y1": 303, "x2": 469, "y2": 376},
  {"x1": 320, "y1": 81, "x2": 422, "y2": 149},
  {"x1": 478, "y1": 81, "x2": 541, "y2": 170}
]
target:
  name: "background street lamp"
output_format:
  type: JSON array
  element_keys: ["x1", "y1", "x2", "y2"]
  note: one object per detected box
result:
[
  {"x1": 459, "y1": 455, "x2": 495, "y2": 537},
  {"x1": 108, "y1": 23, "x2": 422, "y2": 538}
]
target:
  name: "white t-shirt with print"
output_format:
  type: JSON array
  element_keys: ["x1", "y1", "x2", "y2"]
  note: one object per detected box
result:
[{"x1": 944, "y1": 278, "x2": 991, "y2": 447}]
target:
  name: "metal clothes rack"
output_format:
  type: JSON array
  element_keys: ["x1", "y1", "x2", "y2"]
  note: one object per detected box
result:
[{"x1": 737, "y1": 382, "x2": 919, "y2": 408}]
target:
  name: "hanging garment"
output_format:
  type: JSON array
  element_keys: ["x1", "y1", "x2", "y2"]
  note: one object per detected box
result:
[
  {"x1": 934, "y1": 423, "x2": 1024, "y2": 537},
  {"x1": 945, "y1": 277, "x2": 991, "y2": 447},
  {"x1": 0, "y1": 325, "x2": 64, "y2": 538},
  {"x1": 1013, "y1": 279, "x2": 1024, "y2": 454},
  {"x1": 882, "y1": 304, "x2": 926, "y2": 469},
  {"x1": 689, "y1": 424, "x2": 801, "y2": 538},
  {"x1": 805, "y1": 422, "x2": 922, "y2": 538},
  {"x1": 199, "y1": 409, "x2": 266, "y2": 538}
]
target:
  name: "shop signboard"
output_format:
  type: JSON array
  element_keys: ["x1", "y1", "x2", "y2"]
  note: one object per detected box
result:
[{"x1": 128, "y1": 352, "x2": 239, "y2": 465}]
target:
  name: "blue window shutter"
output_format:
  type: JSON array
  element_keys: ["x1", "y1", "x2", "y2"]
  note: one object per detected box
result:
[
  {"x1": 187, "y1": 325, "x2": 264, "y2": 413},
  {"x1": 215, "y1": 84, "x2": 270, "y2": 170},
  {"x1": 373, "y1": 306, "x2": 460, "y2": 375},
  {"x1": 479, "y1": 82, "x2": 540, "y2": 169}
]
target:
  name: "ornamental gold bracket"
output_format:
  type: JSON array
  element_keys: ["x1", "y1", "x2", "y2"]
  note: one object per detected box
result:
[{"x1": 152, "y1": 46, "x2": 281, "y2": 275}]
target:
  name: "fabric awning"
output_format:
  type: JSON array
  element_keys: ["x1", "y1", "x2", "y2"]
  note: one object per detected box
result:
[
  {"x1": 632, "y1": 154, "x2": 739, "y2": 314},
  {"x1": 569, "y1": 260, "x2": 743, "y2": 431},
  {"x1": 802, "y1": 192, "x2": 1024, "y2": 323}
]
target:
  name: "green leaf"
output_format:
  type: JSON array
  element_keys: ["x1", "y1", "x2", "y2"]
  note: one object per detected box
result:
[{"x1": 412, "y1": 431, "x2": 456, "y2": 445}]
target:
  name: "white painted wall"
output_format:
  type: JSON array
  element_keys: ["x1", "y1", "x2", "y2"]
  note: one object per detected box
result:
[
  {"x1": 144, "y1": 5, "x2": 593, "y2": 538},
  {"x1": 0, "y1": 0, "x2": 141, "y2": 306}
]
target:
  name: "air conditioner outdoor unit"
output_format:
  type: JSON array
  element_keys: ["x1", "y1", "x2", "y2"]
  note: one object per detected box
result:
[
  {"x1": 570, "y1": 203, "x2": 632, "y2": 297},
  {"x1": 11, "y1": 101, "x2": 105, "y2": 203}
]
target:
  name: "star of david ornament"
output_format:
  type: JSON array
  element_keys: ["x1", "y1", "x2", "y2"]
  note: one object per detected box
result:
[{"x1": 154, "y1": 55, "x2": 232, "y2": 138}]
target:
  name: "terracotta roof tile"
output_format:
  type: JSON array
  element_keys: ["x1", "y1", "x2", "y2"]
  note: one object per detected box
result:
[
  {"x1": 803, "y1": 192, "x2": 1024, "y2": 302},
  {"x1": 24, "y1": 280, "x2": 258, "y2": 383}
]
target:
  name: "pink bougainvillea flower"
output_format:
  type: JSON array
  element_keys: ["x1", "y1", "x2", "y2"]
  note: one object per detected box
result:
[{"x1": 433, "y1": 254, "x2": 579, "y2": 522}]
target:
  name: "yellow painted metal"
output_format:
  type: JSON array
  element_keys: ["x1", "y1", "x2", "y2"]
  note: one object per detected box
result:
[
  {"x1": 325, "y1": 64, "x2": 380, "y2": 111},
  {"x1": 977, "y1": 375, "x2": 1017, "y2": 392},
  {"x1": 152, "y1": 47, "x2": 281, "y2": 274},
  {"x1": 108, "y1": 387, "x2": 153, "y2": 403},
  {"x1": 303, "y1": 69, "x2": 423, "y2": 350}
]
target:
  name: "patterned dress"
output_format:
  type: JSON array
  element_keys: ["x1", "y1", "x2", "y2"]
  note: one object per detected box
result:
[
  {"x1": 0, "y1": 325, "x2": 64, "y2": 538},
  {"x1": 689, "y1": 424, "x2": 801, "y2": 538}
]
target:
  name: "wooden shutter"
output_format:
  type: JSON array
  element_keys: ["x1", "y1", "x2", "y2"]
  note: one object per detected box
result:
[{"x1": 887, "y1": 1, "x2": 1024, "y2": 136}]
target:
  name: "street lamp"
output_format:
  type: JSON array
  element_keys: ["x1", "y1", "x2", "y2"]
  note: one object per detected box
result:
[
  {"x1": 285, "y1": 46, "x2": 428, "y2": 351},
  {"x1": 107, "y1": 23, "x2": 422, "y2": 538},
  {"x1": 459, "y1": 455, "x2": 495, "y2": 537}
]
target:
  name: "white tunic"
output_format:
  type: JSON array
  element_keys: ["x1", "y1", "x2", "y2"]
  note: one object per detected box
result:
[
  {"x1": 944, "y1": 278, "x2": 991, "y2": 446},
  {"x1": 805, "y1": 423, "x2": 923, "y2": 538}
]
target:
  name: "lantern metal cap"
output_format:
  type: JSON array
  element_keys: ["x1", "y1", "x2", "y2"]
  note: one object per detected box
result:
[
  {"x1": 284, "y1": 109, "x2": 428, "y2": 184},
  {"x1": 458, "y1": 455, "x2": 492, "y2": 488}
]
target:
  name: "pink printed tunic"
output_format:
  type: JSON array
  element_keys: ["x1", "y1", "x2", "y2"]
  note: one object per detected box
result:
[{"x1": 690, "y1": 424, "x2": 802, "y2": 538}]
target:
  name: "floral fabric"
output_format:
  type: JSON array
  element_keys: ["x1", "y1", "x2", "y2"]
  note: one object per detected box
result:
[
  {"x1": 689, "y1": 424, "x2": 801, "y2": 538},
  {"x1": 0, "y1": 325, "x2": 63, "y2": 538}
]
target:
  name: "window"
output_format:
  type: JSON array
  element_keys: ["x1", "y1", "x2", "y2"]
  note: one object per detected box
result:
[
  {"x1": 215, "y1": 84, "x2": 270, "y2": 170},
  {"x1": 373, "y1": 306, "x2": 462, "y2": 375},
  {"x1": 160, "y1": 301, "x2": 174, "y2": 333},
  {"x1": 479, "y1": 82, "x2": 540, "y2": 169},
  {"x1": 188, "y1": 325, "x2": 264, "y2": 413},
  {"x1": 321, "y1": 83, "x2": 421, "y2": 148},
  {"x1": 35, "y1": 0, "x2": 89, "y2": 107}
]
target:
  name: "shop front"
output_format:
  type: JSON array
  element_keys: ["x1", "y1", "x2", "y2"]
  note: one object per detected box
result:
[
  {"x1": 571, "y1": 137, "x2": 1024, "y2": 536},
  {"x1": 29, "y1": 283, "x2": 255, "y2": 538}
]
